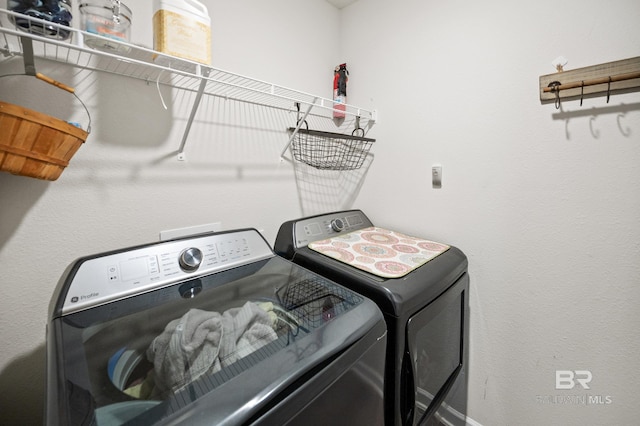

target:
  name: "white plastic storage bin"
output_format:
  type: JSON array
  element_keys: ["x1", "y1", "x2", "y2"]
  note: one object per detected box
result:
[{"x1": 153, "y1": 0, "x2": 211, "y2": 65}]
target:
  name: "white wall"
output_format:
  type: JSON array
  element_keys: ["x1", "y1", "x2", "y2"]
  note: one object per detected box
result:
[
  {"x1": 341, "y1": 0, "x2": 640, "y2": 425},
  {"x1": 0, "y1": 1, "x2": 342, "y2": 423},
  {"x1": 1, "y1": 0, "x2": 639, "y2": 425}
]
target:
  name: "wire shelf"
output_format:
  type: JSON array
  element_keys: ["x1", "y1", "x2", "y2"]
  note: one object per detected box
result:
[{"x1": 0, "y1": 8, "x2": 376, "y2": 122}]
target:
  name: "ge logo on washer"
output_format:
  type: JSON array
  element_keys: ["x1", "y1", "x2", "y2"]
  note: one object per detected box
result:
[{"x1": 71, "y1": 292, "x2": 99, "y2": 303}]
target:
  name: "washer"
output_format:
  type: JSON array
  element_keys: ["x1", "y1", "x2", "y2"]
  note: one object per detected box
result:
[
  {"x1": 275, "y1": 210, "x2": 470, "y2": 426},
  {"x1": 46, "y1": 228, "x2": 386, "y2": 425}
]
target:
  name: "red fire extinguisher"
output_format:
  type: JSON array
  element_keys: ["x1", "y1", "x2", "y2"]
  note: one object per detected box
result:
[{"x1": 333, "y1": 63, "x2": 348, "y2": 118}]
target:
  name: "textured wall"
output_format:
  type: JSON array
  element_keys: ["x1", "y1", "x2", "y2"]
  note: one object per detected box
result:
[
  {"x1": 0, "y1": 1, "x2": 343, "y2": 424},
  {"x1": 341, "y1": 0, "x2": 640, "y2": 425},
  {"x1": 2, "y1": 0, "x2": 639, "y2": 425}
]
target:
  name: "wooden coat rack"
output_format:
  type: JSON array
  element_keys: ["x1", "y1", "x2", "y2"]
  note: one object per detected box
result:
[{"x1": 539, "y1": 56, "x2": 640, "y2": 108}]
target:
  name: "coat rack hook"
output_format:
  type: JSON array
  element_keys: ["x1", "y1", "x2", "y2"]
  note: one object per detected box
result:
[
  {"x1": 548, "y1": 81, "x2": 561, "y2": 109},
  {"x1": 606, "y1": 77, "x2": 611, "y2": 103}
]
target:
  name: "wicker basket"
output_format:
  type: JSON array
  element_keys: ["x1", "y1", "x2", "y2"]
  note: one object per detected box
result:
[
  {"x1": 0, "y1": 73, "x2": 90, "y2": 181},
  {"x1": 0, "y1": 101, "x2": 88, "y2": 181},
  {"x1": 288, "y1": 127, "x2": 375, "y2": 171}
]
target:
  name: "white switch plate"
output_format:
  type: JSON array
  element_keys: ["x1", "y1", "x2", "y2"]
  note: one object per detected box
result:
[
  {"x1": 160, "y1": 222, "x2": 222, "y2": 241},
  {"x1": 432, "y1": 165, "x2": 442, "y2": 189}
]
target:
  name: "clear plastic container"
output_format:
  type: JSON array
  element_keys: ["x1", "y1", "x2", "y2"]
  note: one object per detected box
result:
[
  {"x1": 79, "y1": 0, "x2": 132, "y2": 52},
  {"x1": 8, "y1": 0, "x2": 73, "y2": 40}
]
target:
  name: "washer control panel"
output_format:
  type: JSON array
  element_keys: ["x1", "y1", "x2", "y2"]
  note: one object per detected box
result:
[
  {"x1": 61, "y1": 229, "x2": 273, "y2": 315},
  {"x1": 293, "y1": 210, "x2": 373, "y2": 248}
]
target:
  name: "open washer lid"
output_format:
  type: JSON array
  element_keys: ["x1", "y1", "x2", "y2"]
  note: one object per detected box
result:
[{"x1": 46, "y1": 229, "x2": 384, "y2": 425}]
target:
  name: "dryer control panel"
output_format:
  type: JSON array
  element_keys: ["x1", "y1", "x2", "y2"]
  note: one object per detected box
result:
[
  {"x1": 291, "y1": 210, "x2": 373, "y2": 249},
  {"x1": 57, "y1": 229, "x2": 273, "y2": 315}
]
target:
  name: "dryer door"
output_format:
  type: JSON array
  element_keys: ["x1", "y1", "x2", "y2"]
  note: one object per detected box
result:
[{"x1": 405, "y1": 274, "x2": 467, "y2": 425}]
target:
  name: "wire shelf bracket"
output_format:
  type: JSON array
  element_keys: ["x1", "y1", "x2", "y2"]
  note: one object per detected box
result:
[{"x1": 279, "y1": 99, "x2": 317, "y2": 160}]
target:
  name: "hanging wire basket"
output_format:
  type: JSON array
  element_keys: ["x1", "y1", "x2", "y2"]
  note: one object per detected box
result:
[
  {"x1": 287, "y1": 125, "x2": 375, "y2": 171},
  {"x1": 0, "y1": 73, "x2": 91, "y2": 181}
]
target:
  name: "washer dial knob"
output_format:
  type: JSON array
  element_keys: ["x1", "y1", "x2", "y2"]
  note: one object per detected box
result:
[
  {"x1": 330, "y1": 218, "x2": 345, "y2": 232},
  {"x1": 179, "y1": 247, "x2": 203, "y2": 272}
]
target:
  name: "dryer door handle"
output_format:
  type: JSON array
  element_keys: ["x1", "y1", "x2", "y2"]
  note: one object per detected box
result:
[{"x1": 400, "y1": 350, "x2": 415, "y2": 426}]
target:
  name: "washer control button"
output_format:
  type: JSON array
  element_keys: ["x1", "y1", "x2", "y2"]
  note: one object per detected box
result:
[
  {"x1": 330, "y1": 218, "x2": 345, "y2": 232},
  {"x1": 179, "y1": 247, "x2": 203, "y2": 272}
]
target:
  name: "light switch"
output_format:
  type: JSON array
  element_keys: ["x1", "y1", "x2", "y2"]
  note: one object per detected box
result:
[{"x1": 432, "y1": 165, "x2": 442, "y2": 189}]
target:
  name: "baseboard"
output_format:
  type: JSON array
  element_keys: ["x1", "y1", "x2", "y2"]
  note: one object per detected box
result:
[{"x1": 433, "y1": 399, "x2": 483, "y2": 426}]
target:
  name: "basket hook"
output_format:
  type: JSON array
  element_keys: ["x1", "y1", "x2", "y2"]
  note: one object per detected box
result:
[{"x1": 352, "y1": 116, "x2": 365, "y2": 137}]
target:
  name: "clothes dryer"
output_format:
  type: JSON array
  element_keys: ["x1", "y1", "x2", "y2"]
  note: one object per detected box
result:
[
  {"x1": 275, "y1": 210, "x2": 470, "y2": 426},
  {"x1": 46, "y1": 228, "x2": 386, "y2": 425}
]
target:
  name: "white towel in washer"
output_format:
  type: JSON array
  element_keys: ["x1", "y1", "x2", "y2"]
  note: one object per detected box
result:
[{"x1": 147, "y1": 301, "x2": 277, "y2": 394}]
